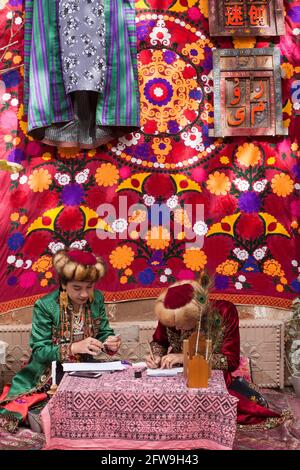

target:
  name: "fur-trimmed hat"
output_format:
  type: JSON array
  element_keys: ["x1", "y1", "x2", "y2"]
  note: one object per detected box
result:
[
  {"x1": 154, "y1": 273, "x2": 212, "y2": 329},
  {"x1": 53, "y1": 249, "x2": 106, "y2": 284}
]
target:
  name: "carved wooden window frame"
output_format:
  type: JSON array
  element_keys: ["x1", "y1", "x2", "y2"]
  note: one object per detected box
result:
[
  {"x1": 210, "y1": 48, "x2": 287, "y2": 137},
  {"x1": 208, "y1": 0, "x2": 285, "y2": 36}
]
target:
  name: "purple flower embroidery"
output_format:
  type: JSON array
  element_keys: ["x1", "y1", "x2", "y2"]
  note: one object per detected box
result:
[
  {"x1": 238, "y1": 192, "x2": 261, "y2": 213},
  {"x1": 7, "y1": 233, "x2": 25, "y2": 251},
  {"x1": 61, "y1": 184, "x2": 85, "y2": 206}
]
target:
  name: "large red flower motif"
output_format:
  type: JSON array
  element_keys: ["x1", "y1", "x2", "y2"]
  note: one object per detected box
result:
[
  {"x1": 143, "y1": 0, "x2": 176, "y2": 9},
  {"x1": 10, "y1": 190, "x2": 28, "y2": 209},
  {"x1": 56, "y1": 207, "x2": 83, "y2": 231},
  {"x1": 143, "y1": 120, "x2": 157, "y2": 134},
  {"x1": 139, "y1": 49, "x2": 152, "y2": 65},
  {"x1": 37, "y1": 191, "x2": 60, "y2": 210},
  {"x1": 209, "y1": 195, "x2": 238, "y2": 219},
  {"x1": 144, "y1": 174, "x2": 175, "y2": 199},
  {"x1": 236, "y1": 213, "x2": 264, "y2": 240},
  {"x1": 86, "y1": 187, "x2": 105, "y2": 210},
  {"x1": 182, "y1": 65, "x2": 197, "y2": 79},
  {"x1": 23, "y1": 232, "x2": 52, "y2": 257}
]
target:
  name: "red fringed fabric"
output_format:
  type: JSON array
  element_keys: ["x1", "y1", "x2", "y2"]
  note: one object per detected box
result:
[{"x1": 230, "y1": 389, "x2": 281, "y2": 426}]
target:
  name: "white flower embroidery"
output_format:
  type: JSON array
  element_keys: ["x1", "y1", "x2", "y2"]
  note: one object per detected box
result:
[
  {"x1": 150, "y1": 20, "x2": 171, "y2": 46},
  {"x1": 2, "y1": 93, "x2": 11, "y2": 102},
  {"x1": 253, "y1": 179, "x2": 268, "y2": 193},
  {"x1": 182, "y1": 127, "x2": 204, "y2": 151},
  {"x1": 233, "y1": 248, "x2": 249, "y2": 261},
  {"x1": 143, "y1": 194, "x2": 155, "y2": 207},
  {"x1": 19, "y1": 175, "x2": 28, "y2": 185},
  {"x1": 112, "y1": 218, "x2": 128, "y2": 233},
  {"x1": 70, "y1": 240, "x2": 87, "y2": 249},
  {"x1": 55, "y1": 173, "x2": 71, "y2": 186},
  {"x1": 235, "y1": 282, "x2": 243, "y2": 290},
  {"x1": 75, "y1": 169, "x2": 89, "y2": 184},
  {"x1": 160, "y1": 275, "x2": 168, "y2": 283},
  {"x1": 48, "y1": 242, "x2": 65, "y2": 254},
  {"x1": 15, "y1": 259, "x2": 24, "y2": 268},
  {"x1": 253, "y1": 246, "x2": 267, "y2": 261},
  {"x1": 164, "y1": 268, "x2": 172, "y2": 275},
  {"x1": 193, "y1": 221, "x2": 208, "y2": 236},
  {"x1": 166, "y1": 195, "x2": 179, "y2": 209},
  {"x1": 10, "y1": 173, "x2": 19, "y2": 181},
  {"x1": 7, "y1": 255, "x2": 16, "y2": 264},
  {"x1": 233, "y1": 178, "x2": 250, "y2": 192}
]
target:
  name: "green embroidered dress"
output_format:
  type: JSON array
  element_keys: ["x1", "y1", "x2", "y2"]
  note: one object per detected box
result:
[{"x1": 1, "y1": 289, "x2": 115, "y2": 402}]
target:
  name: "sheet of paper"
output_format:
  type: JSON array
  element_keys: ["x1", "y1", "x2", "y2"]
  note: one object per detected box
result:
[
  {"x1": 132, "y1": 362, "x2": 147, "y2": 368},
  {"x1": 146, "y1": 367, "x2": 183, "y2": 377},
  {"x1": 62, "y1": 361, "x2": 126, "y2": 372}
]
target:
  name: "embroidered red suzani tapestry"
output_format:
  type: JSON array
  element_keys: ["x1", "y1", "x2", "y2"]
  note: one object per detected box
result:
[{"x1": 0, "y1": 0, "x2": 299, "y2": 312}]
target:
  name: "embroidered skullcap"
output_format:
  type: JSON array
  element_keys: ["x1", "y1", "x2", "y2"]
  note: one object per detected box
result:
[
  {"x1": 68, "y1": 250, "x2": 97, "y2": 266},
  {"x1": 53, "y1": 248, "x2": 105, "y2": 283},
  {"x1": 154, "y1": 276, "x2": 212, "y2": 328},
  {"x1": 163, "y1": 283, "x2": 194, "y2": 309}
]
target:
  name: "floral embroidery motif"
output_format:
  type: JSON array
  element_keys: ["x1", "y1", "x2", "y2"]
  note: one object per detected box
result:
[{"x1": 212, "y1": 353, "x2": 228, "y2": 370}]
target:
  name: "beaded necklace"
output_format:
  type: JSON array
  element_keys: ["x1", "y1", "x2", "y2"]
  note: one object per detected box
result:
[{"x1": 59, "y1": 300, "x2": 94, "y2": 343}]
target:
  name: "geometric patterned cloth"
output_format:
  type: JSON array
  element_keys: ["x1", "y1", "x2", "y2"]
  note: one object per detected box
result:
[{"x1": 41, "y1": 369, "x2": 238, "y2": 450}]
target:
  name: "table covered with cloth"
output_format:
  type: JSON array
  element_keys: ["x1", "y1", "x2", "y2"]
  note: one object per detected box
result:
[{"x1": 41, "y1": 369, "x2": 238, "y2": 450}]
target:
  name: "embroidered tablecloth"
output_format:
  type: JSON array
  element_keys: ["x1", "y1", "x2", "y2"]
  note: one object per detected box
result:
[{"x1": 41, "y1": 369, "x2": 237, "y2": 450}]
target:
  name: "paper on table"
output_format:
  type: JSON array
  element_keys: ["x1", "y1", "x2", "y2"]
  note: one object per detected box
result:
[
  {"x1": 146, "y1": 367, "x2": 183, "y2": 377},
  {"x1": 62, "y1": 361, "x2": 126, "y2": 372},
  {"x1": 132, "y1": 362, "x2": 147, "y2": 368}
]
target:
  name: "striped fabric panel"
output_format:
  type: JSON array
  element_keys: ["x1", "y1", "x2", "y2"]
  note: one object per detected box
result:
[
  {"x1": 96, "y1": 0, "x2": 140, "y2": 127},
  {"x1": 50, "y1": 0, "x2": 73, "y2": 123},
  {"x1": 23, "y1": 0, "x2": 33, "y2": 115},
  {"x1": 25, "y1": 0, "x2": 139, "y2": 131},
  {"x1": 28, "y1": 0, "x2": 50, "y2": 128},
  {"x1": 27, "y1": 0, "x2": 72, "y2": 131}
]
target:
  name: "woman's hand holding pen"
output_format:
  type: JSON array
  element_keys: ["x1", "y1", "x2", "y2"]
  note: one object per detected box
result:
[
  {"x1": 145, "y1": 354, "x2": 161, "y2": 369},
  {"x1": 145, "y1": 341, "x2": 161, "y2": 368}
]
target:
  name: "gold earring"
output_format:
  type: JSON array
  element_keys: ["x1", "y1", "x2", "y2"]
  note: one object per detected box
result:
[
  {"x1": 60, "y1": 290, "x2": 68, "y2": 310},
  {"x1": 89, "y1": 291, "x2": 94, "y2": 304}
]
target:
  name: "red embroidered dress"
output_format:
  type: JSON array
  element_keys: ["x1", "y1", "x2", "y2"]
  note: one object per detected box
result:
[{"x1": 151, "y1": 300, "x2": 286, "y2": 428}]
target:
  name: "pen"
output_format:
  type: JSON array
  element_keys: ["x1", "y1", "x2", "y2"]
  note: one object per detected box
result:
[
  {"x1": 121, "y1": 360, "x2": 132, "y2": 366},
  {"x1": 147, "y1": 340, "x2": 155, "y2": 362}
]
